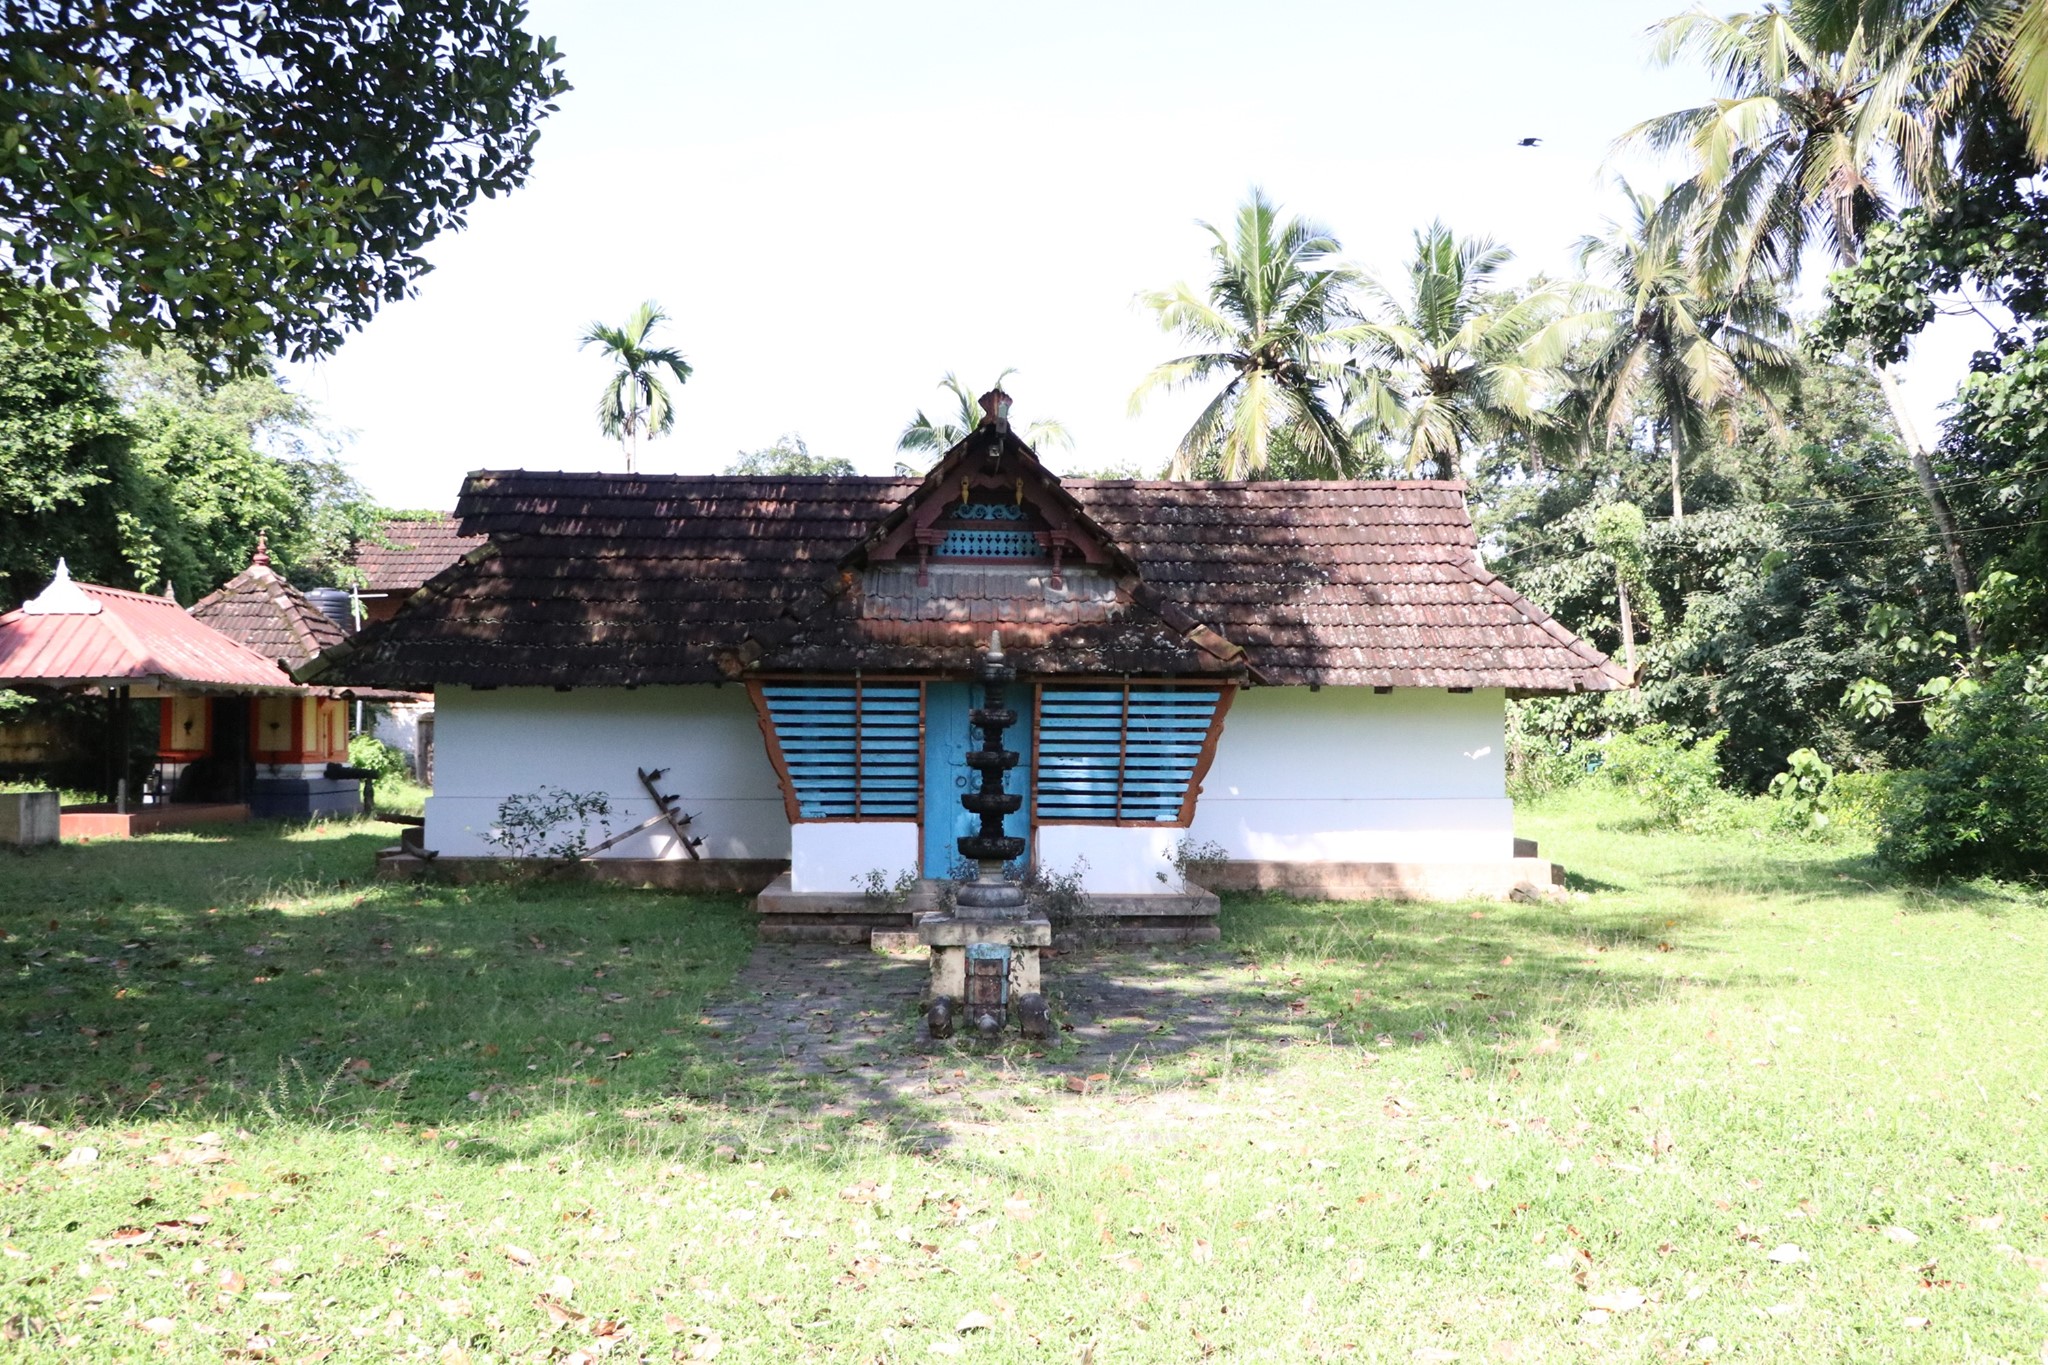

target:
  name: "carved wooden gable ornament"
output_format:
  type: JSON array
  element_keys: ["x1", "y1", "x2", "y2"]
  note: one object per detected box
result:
[{"x1": 852, "y1": 388, "x2": 1125, "y2": 590}]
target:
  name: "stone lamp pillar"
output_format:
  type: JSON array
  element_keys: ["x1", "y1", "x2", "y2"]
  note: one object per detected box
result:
[{"x1": 919, "y1": 631, "x2": 1051, "y2": 1039}]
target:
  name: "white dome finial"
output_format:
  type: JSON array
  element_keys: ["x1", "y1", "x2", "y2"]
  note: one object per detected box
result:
[{"x1": 22, "y1": 558, "x2": 102, "y2": 615}]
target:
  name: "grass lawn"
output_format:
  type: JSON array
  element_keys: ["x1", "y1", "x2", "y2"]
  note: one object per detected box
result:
[{"x1": 1, "y1": 798, "x2": 2043, "y2": 1362}]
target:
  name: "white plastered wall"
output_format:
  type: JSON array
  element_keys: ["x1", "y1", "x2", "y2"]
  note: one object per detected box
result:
[
  {"x1": 1036, "y1": 687, "x2": 1511, "y2": 892},
  {"x1": 789, "y1": 822, "x2": 920, "y2": 893},
  {"x1": 424, "y1": 686, "x2": 790, "y2": 859}
]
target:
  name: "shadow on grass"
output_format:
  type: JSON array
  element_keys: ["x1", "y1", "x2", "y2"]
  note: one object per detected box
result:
[
  {"x1": 5, "y1": 816, "x2": 1962, "y2": 1171},
  {"x1": 1, "y1": 821, "x2": 769, "y2": 1155}
]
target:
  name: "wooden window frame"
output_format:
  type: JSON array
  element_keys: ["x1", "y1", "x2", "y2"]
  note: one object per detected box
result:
[
  {"x1": 746, "y1": 677, "x2": 928, "y2": 831},
  {"x1": 1030, "y1": 679, "x2": 1235, "y2": 829}
]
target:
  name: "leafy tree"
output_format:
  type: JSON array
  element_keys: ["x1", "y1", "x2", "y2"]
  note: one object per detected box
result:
[
  {"x1": 896, "y1": 371, "x2": 1072, "y2": 470},
  {"x1": 726, "y1": 434, "x2": 855, "y2": 477},
  {"x1": 1817, "y1": 154, "x2": 2048, "y2": 657},
  {"x1": 0, "y1": 289, "x2": 376, "y2": 608},
  {"x1": 1343, "y1": 223, "x2": 1585, "y2": 477},
  {"x1": 1131, "y1": 188, "x2": 1357, "y2": 479},
  {"x1": 1590, "y1": 502, "x2": 1653, "y2": 678},
  {"x1": 1631, "y1": 4, "x2": 1982, "y2": 644},
  {"x1": 1, "y1": 0, "x2": 567, "y2": 368},
  {"x1": 579, "y1": 301, "x2": 692, "y2": 474},
  {"x1": 1576, "y1": 184, "x2": 1798, "y2": 521},
  {"x1": 1489, "y1": 359, "x2": 1951, "y2": 789},
  {"x1": 0, "y1": 289, "x2": 131, "y2": 603}
]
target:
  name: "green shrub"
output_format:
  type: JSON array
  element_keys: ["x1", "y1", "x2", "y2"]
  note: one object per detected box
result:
[
  {"x1": 1598, "y1": 724, "x2": 1732, "y2": 830},
  {"x1": 1878, "y1": 658, "x2": 2048, "y2": 881},
  {"x1": 347, "y1": 733, "x2": 410, "y2": 781},
  {"x1": 1767, "y1": 747, "x2": 1836, "y2": 835},
  {"x1": 1826, "y1": 770, "x2": 1895, "y2": 839}
]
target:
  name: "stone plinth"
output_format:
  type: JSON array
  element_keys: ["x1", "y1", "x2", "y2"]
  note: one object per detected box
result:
[
  {"x1": 59, "y1": 802, "x2": 249, "y2": 840},
  {"x1": 917, "y1": 908, "x2": 1052, "y2": 1040},
  {"x1": 0, "y1": 790, "x2": 59, "y2": 846}
]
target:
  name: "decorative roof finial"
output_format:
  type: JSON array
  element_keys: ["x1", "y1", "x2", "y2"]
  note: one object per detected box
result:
[
  {"x1": 251, "y1": 531, "x2": 271, "y2": 569},
  {"x1": 21, "y1": 558, "x2": 102, "y2": 616},
  {"x1": 162, "y1": 580, "x2": 177, "y2": 603},
  {"x1": 987, "y1": 629, "x2": 1003, "y2": 660},
  {"x1": 977, "y1": 387, "x2": 1012, "y2": 430}
]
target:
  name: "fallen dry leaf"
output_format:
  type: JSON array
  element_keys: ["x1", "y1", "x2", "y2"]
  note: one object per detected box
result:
[
  {"x1": 504, "y1": 1243, "x2": 537, "y2": 1267},
  {"x1": 217, "y1": 1267, "x2": 245, "y2": 1294},
  {"x1": 58, "y1": 1146, "x2": 98, "y2": 1168},
  {"x1": 1587, "y1": 1287, "x2": 1646, "y2": 1313},
  {"x1": 957, "y1": 1310, "x2": 994, "y2": 1333},
  {"x1": 929, "y1": 1342, "x2": 964, "y2": 1358},
  {"x1": 139, "y1": 1316, "x2": 176, "y2": 1334},
  {"x1": 1766, "y1": 1244, "x2": 1810, "y2": 1264},
  {"x1": 1881, "y1": 1225, "x2": 1921, "y2": 1246}
]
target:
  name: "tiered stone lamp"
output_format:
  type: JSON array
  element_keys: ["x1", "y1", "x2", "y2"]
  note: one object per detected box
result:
[{"x1": 919, "y1": 631, "x2": 1052, "y2": 1039}]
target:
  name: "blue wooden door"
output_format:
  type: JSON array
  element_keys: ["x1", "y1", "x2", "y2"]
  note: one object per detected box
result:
[{"x1": 922, "y1": 681, "x2": 1031, "y2": 878}]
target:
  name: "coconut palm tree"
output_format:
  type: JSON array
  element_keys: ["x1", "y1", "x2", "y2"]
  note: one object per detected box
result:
[
  {"x1": 1342, "y1": 222, "x2": 1587, "y2": 477},
  {"x1": 579, "y1": 301, "x2": 692, "y2": 473},
  {"x1": 1576, "y1": 182, "x2": 1800, "y2": 522},
  {"x1": 896, "y1": 370, "x2": 1072, "y2": 471},
  {"x1": 1802, "y1": 0, "x2": 2048, "y2": 166},
  {"x1": 1630, "y1": 4, "x2": 1980, "y2": 645},
  {"x1": 1130, "y1": 188, "x2": 1357, "y2": 479}
]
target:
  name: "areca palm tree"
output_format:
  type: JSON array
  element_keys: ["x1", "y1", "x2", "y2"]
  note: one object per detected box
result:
[
  {"x1": 896, "y1": 370, "x2": 1073, "y2": 470},
  {"x1": 1343, "y1": 222, "x2": 1587, "y2": 477},
  {"x1": 1631, "y1": 4, "x2": 1980, "y2": 644},
  {"x1": 1577, "y1": 183, "x2": 1799, "y2": 522},
  {"x1": 1130, "y1": 188, "x2": 1356, "y2": 479},
  {"x1": 579, "y1": 301, "x2": 692, "y2": 474}
]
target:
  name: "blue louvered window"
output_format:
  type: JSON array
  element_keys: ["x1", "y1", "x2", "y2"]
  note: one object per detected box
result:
[
  {"x1": 937, "y1": 502, "x2": 1040, "y2": 558},
  {"x1": 759, "y1": 682, "x2": 922, "y2": 819},
  {"x1": 1035, "y1": 684, "x2": 1226, "y2": 823}
]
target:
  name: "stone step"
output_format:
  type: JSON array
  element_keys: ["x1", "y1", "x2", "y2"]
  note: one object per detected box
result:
[{"x1": 1055, "y1": 924, "x2": 1222, "y2": 947}]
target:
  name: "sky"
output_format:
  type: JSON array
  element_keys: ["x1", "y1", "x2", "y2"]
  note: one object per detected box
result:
[{"x1": 286, "y1": 0, "x2": 1988, "y2": 508}]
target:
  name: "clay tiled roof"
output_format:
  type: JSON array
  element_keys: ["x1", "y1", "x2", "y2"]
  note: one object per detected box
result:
[
  {"x1": 349, "y1": 517, "x2": 487, "y2": 592},
  {"x1": 0, "y1": 563, "x2": 297, "y2": 695},
  {"x1": 304, "y1": 465, "x2": 1627, "y2": 695},
  {"x1": 190, "y1": 562, "x2": 346, "y2": 671}
]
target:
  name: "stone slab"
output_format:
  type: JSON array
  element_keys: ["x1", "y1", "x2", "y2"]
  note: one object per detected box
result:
[
  {"x1": 917, "y1": 916, "x2": 1053, "y2": 948},
  {"x1": 1083, "y1": 889, "x2": 1221, "y2": 917},
  {"x1": 1192, "y1": 858, "x2": 1567, "y2": 902},
  {"x1": 378, "y1": 855, "x2": 787, "y2": 893}
]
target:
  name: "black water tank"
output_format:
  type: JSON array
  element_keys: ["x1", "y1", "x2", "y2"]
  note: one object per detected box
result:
[{"x1": 306, "y1": 588, "x2": 354, "y2": 634}]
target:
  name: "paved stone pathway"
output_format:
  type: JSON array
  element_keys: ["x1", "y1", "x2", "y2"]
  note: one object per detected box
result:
[{"x1": 695, "y1": 941, "x2": 1307, "y2": 1149}]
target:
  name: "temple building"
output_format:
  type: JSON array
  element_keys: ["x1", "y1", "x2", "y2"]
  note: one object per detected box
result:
[{"x1": 302, "y1": 391, "x2": 1628, "y2": 900}]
